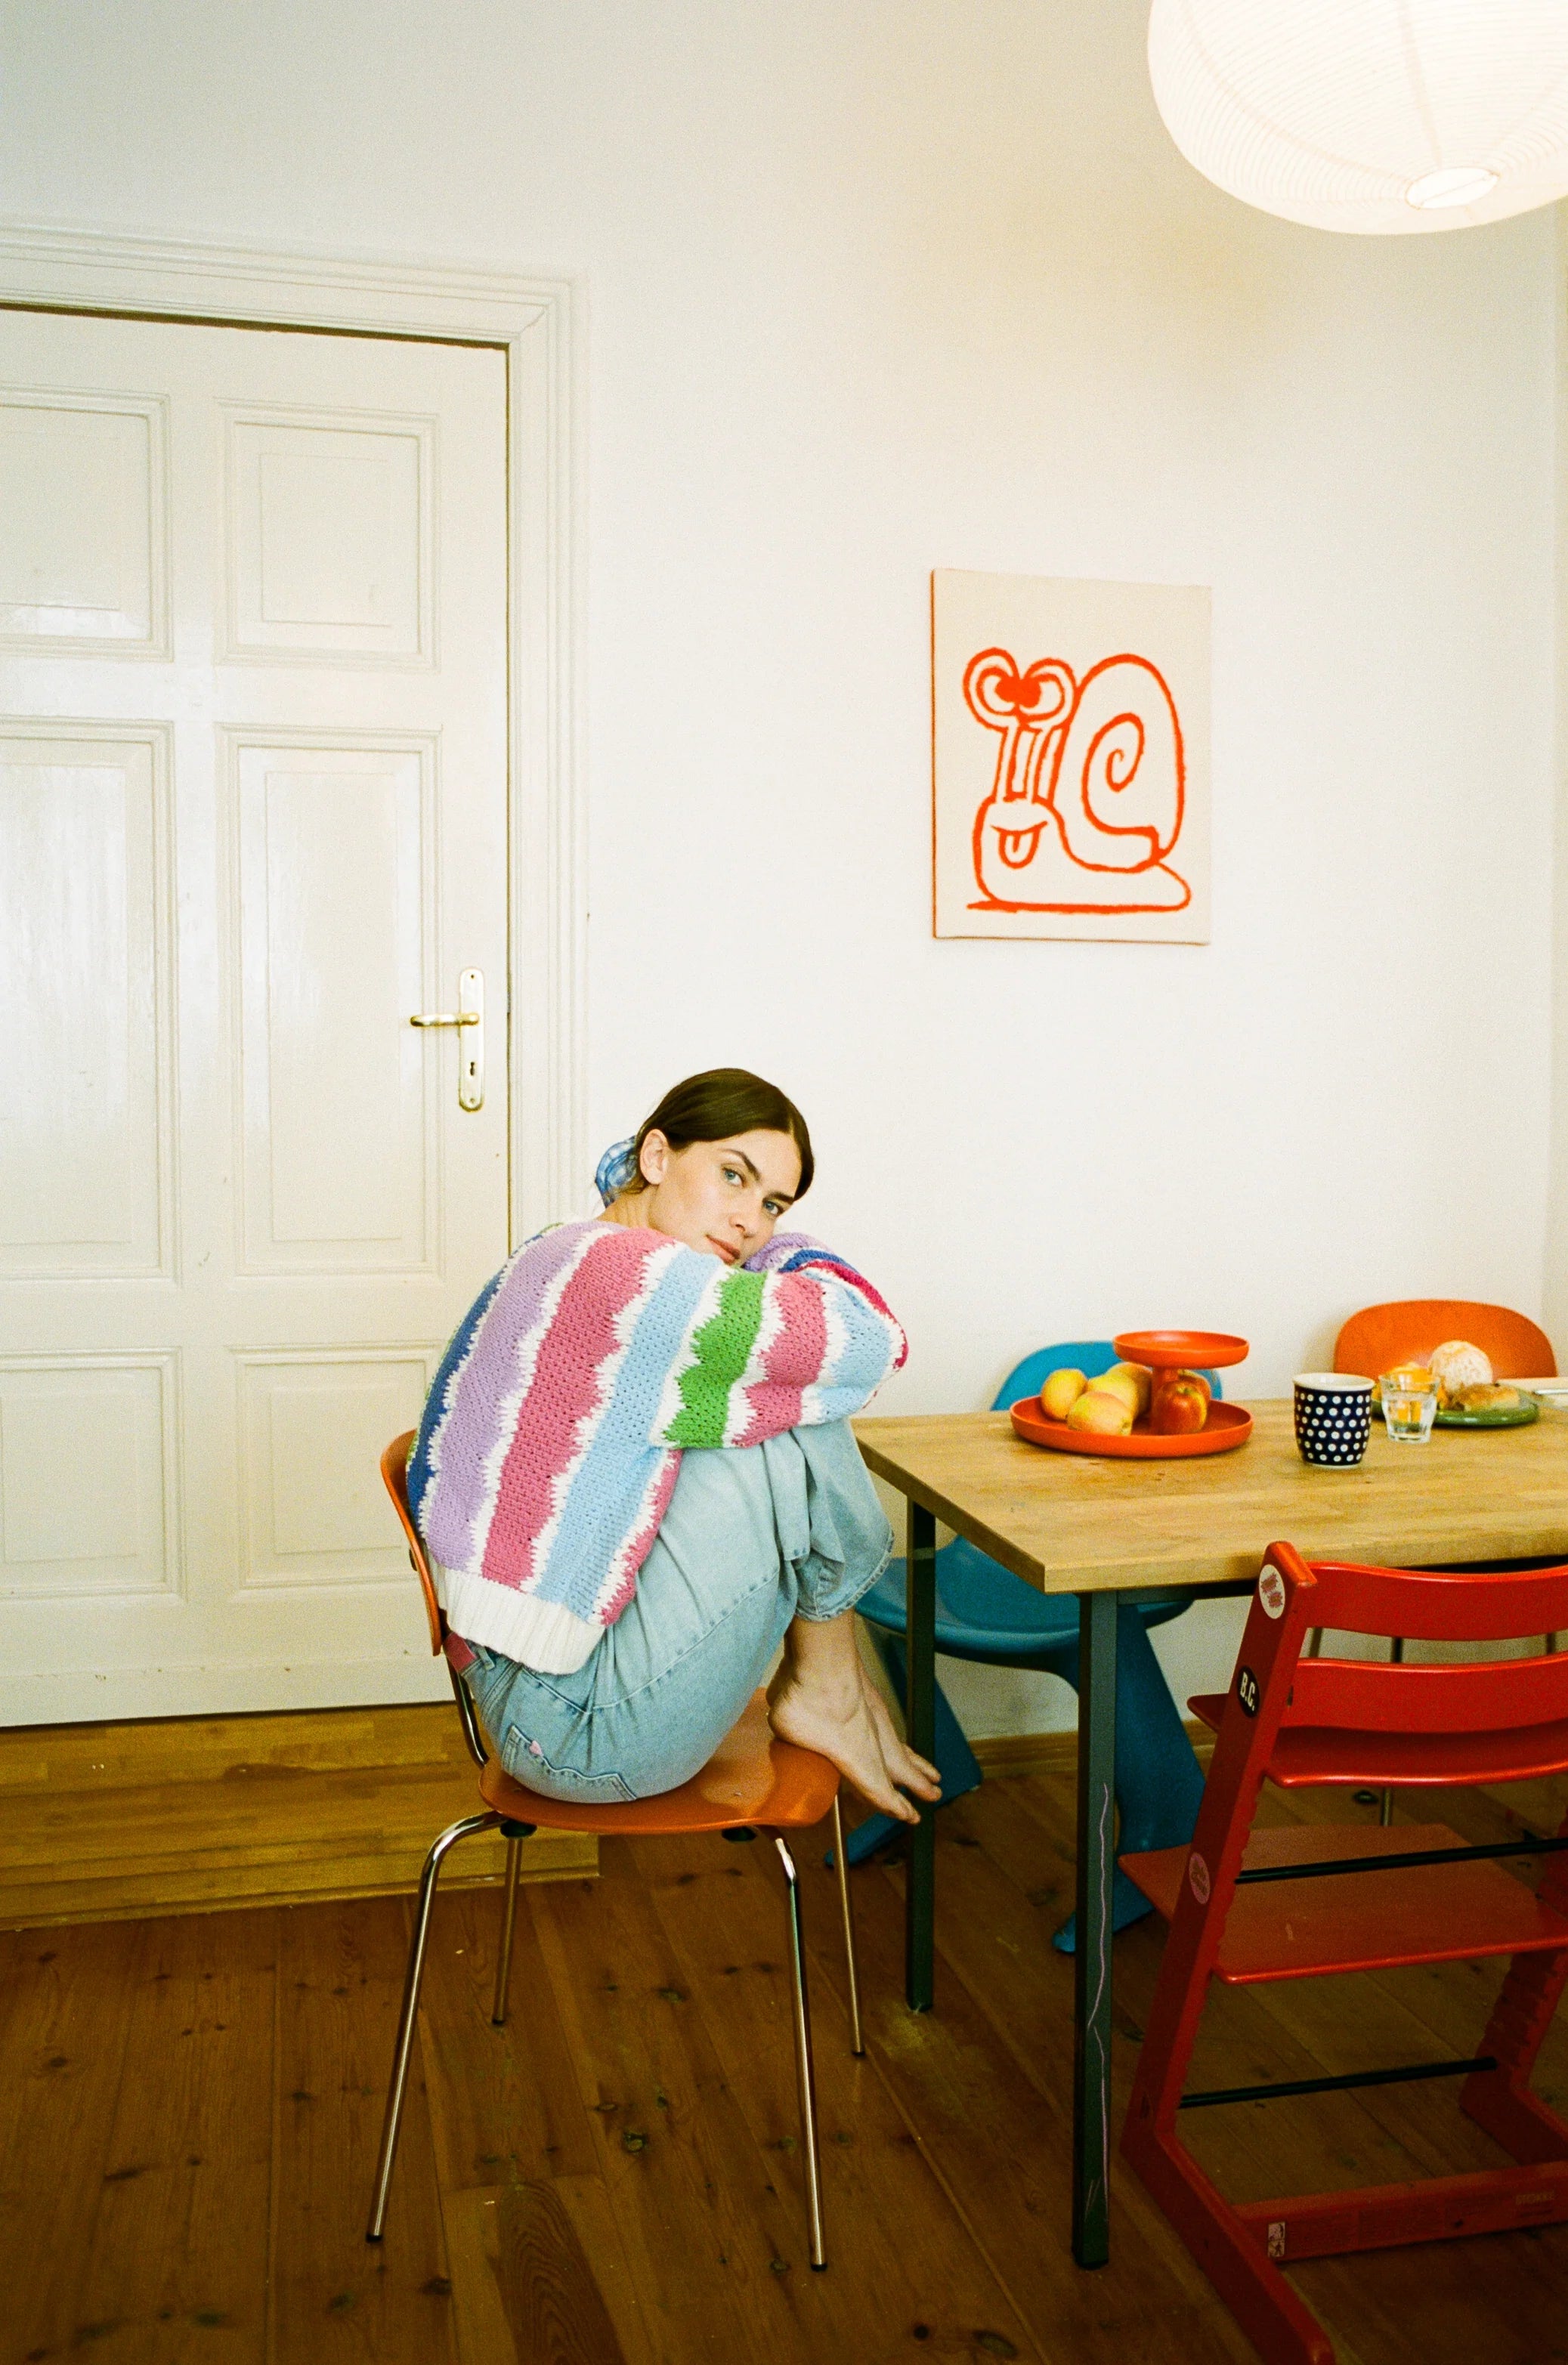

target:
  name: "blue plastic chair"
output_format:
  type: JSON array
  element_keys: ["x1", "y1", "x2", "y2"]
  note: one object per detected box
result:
[{"x1": 850, "y1": 1342, "x2": 1211, "y2": 1951}]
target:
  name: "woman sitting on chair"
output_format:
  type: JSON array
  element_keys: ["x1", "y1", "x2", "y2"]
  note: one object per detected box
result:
[{"x1": 409, "y1": 1066, "x2": 940, "y2": 1826}]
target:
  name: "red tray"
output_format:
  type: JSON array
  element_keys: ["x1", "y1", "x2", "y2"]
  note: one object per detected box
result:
[
  {"x1": 1112, "y1": 1330, "x2": 1250, "y2": 1371},
  {"x1": 1010, "y1": 1396, "x2": 1254, "y2": 1460}
]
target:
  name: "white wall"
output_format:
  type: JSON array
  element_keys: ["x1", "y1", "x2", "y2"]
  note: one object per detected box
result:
[
  {"x1": 2, "y1": 0, "x2": 1558, "y2": 1732},
  {"x1": 1545, "y1": 212, "x2": 1568, "y2": 1359}
]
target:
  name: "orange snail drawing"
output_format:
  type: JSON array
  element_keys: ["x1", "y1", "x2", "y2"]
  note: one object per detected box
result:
[{"x1": 963, "y1": 645, "x2": 1192, "y2": 914}]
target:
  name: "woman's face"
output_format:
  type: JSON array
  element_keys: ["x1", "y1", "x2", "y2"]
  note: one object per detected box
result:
[{"x1": 636, "y1": 1128, "x2": 802, "y2": 1265}]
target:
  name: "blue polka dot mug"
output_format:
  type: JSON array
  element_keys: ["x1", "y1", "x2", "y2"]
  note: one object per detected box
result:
[{"x1": 1294, "y1": 1373, "x2": 1374, "y2": 1467}]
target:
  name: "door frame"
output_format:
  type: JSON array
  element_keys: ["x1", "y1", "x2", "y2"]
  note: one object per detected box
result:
[{"x1": 0, "y1": 222, "x2": 584, "y2": 1243}]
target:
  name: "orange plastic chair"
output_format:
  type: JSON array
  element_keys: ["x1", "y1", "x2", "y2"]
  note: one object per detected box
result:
[
  {"x1": 1120, "y1": 1542, "x2": 1568, "y2": 2365},
  {"x1": 1334, "y1": 1301, "x2": 1560, "y2": 1770},
  {"x1": 1333, "y1": 1298, "x2": 1556, "y2": 1382},
  {"x1": 366, "y1": 1432, "x2": 865, "y2": 2268}
]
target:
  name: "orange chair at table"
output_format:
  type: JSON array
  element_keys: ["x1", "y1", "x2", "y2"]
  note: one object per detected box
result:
[
  {"x1": 1118, "y1": 1544, "x2": 1568, "y2": 2365},
  {"x1": 1334, "y1": 1297, "x2": 1555, "y2": 1383},
  {"x1": 1334, "y1": 1299, "x2": 1560, "y2": 1721},
  {"x1": 366, "y1": 1431, "x2": 865, "y2": 2270}
]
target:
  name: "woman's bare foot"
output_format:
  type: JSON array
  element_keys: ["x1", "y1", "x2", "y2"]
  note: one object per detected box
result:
[
  {"x1": 767, "y1": 1663, "x2": 923, "y2": 1823},
  {"x1": 857, "y1": 1660, "x2": 942, "y2": 1802}
]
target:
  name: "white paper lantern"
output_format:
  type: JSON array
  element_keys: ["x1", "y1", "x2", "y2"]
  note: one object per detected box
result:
[{"x1": 1148, "y1": 1, "x2": 1568, "y2": 234}]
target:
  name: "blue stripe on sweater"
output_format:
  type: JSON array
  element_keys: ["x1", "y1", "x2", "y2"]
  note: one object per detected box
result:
[
  {"x1": 525, "y1": 1247, "x2": 718, "y2": 1621},
  {"x1": 818, "y1": 1267, "x2": 896, "y2": 1396}
]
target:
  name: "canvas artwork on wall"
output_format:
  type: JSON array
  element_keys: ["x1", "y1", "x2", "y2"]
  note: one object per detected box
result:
[{"x1": 932, "y1": 569, "x2": 1211, "y2": 943}]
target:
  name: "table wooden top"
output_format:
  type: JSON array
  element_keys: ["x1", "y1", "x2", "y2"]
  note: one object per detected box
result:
[{"x1": 852, "y1": 1399, "x2": 1568, "y2": 1595}]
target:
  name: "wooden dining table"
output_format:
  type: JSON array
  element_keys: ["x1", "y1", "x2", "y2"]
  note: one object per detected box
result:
[{"x1": 852, "y1": 1396, "x2": 1568, "y2": 2271}]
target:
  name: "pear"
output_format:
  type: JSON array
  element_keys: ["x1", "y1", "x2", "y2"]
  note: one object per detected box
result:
[
  {"x1": 1096, "y1": 1363, "x2": 1152, "y2": 1418},
  {"x1": 1041, "y1": 1367, "x2": 1088, "y2": 1421}
]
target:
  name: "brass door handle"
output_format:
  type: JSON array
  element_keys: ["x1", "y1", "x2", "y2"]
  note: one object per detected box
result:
[{"x1": 409, "y1": 969, "x2": 484, "y2": 1110}]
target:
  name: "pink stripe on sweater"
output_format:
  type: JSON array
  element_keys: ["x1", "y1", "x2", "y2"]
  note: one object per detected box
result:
[
  {"x1": 481, "y1": 1232, "x2": 660, "y2": 1589},
  {"x1": 797, "y1": 1256, "x2": 908, "y2": 1363},
  {"x1": 730, "y1": 1272, "x2": 826, "y2": 1447}
]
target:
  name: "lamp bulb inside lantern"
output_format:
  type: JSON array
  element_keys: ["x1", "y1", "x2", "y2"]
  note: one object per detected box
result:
[{"x1": 1405, "y1": 165, "x2": 1500, "y2": 211}]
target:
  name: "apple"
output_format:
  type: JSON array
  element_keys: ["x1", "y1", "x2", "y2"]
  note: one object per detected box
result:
[
  {"x1": 1066, "y1": 1388, "x2": 1133, "y2": 1436},
  {"x1": 1041, "y1": 1367, "x2": 1088, "y2": 1421},
  {"x1": 1096, "y1": 1362, "x2": 1152, "y2": 1418},
  {"x1": 1149, "y1": 1371, "x2": 1210, "y2": 1435}
]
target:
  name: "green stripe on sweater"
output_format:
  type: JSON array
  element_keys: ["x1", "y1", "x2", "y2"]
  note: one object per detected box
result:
[{"x1": 663, "y1": 1269, "x2": 765, "y2": 1446}]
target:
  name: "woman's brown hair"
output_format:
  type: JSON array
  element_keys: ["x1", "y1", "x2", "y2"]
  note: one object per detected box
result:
[{"x1": 626, "y1": 1068, "x2": 814, "y2": 1199}]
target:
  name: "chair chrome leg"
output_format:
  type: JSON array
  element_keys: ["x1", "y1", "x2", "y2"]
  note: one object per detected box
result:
[
  {"x1": 829, "y1": 1798, "x2": 864, "y2": 2057},
  {"x1": 775, "y1": 1835, "x2": 827, "y2": 2271},
  {"x1": 492, "y1": 1832, "x2": 522, "y2": 2026},
  {"x1": 366, "y1": 1810, "x2": 500, "y2": 2242}
]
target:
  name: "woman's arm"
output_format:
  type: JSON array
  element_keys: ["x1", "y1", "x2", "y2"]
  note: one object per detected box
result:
[
  {"x1": 410, "y1": 1217, "x2": 904, "y2": 1618},
  {"x1": 653, "y1": 1238, "x2": 907, "y2": 1448}
]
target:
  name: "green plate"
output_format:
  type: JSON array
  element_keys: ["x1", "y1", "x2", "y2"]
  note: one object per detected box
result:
[{"x1": 1432, "y1": 1399, "x2": 1540, "y2": 1430}]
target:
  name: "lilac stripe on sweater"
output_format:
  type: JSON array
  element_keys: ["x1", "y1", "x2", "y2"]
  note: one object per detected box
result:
[{"x1": 422, "y1": 1220, "x2": 589, "y2": 1574}]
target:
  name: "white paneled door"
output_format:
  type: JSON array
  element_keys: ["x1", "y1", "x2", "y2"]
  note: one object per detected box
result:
[{"x1": 0, "y1": 311, "x2": 509, "y2": 1720}]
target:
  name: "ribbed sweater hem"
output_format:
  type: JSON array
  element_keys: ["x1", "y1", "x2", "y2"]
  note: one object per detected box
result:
[{"x1": 439, "y1": 1566, "x2": 603, "y2": 1675}]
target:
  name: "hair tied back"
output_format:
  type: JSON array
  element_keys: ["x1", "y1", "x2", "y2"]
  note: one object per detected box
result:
[{"x1": 595, "y1": 1138, "x2": 640, "y2": 1207}]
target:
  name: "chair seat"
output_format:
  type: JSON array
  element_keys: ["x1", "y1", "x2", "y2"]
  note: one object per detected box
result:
[
  {"x1": 1121, "y1": 1820, "x2": 1568, "y2": 1983},
  {"x1": 476, "y1": 1690, "x2": 840, "y2": 1835}
]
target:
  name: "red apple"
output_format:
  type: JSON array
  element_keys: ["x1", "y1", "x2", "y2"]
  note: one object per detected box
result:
[{"x1": 1149, "y1": 1371, "x2": 1211, "y2": 1435}]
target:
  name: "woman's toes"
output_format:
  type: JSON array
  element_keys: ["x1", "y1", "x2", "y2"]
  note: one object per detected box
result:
[
  {"x1": 860, "y1": 1688, "x2": 942, "y2": 1796},
  {"x1": 846, "y1": 1753, "x2": 915, "y2": 1822},
  {"x1": 884, "y1": 1737, "x2": 941, "y2": 1795},
  {"x1": 770, "y1": 1683, "x2": 920, "y2": 1821}
]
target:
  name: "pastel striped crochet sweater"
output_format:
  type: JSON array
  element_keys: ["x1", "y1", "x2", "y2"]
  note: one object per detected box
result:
[{"x1": 409, "y1": 1218, "x2": 907, "y2": 1674}]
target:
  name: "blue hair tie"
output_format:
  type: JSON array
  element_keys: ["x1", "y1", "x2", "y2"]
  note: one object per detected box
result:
[{"x1": 595, "y1": 1137, "x2": 639, "y2": 1207}]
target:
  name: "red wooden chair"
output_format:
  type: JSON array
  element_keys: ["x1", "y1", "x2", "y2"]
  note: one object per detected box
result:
[
  {"x1": 1119, "y1": 1542, "x2": 1568, "y2": 2365},
  {"x1": 366, "y1": 1432, "x2": 865, "y2": 2268}
]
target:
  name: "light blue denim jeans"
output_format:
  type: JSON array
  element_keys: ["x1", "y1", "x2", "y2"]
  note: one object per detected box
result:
[{"x1": 460, "y1": 1417, "x2": 893, "y2": 1804}]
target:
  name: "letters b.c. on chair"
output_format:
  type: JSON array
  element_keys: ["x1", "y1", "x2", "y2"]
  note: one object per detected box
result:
[{"x1": 367, "y1": 1432, "x2": 865, "y2": 2269}]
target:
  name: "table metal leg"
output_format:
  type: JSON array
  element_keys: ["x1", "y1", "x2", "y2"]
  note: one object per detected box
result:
[
  {"x1": 905, "y1": 1498, "x2": 937, "y2": 2011},
  {"x1": 1072, "y1": 1587, "x2": 1118, "y2": 2268}
]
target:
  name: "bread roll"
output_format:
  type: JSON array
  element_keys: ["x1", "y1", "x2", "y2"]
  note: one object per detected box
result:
[{"x1": 1429, "y1": 1340, "x2": 1493, "y2": 1406}]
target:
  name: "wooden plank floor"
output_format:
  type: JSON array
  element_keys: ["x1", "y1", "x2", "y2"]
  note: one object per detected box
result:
[
  {"x1": 1, "y1": 1764, "x2": 1563, "y2": 2365},
  {"x1": 0, "y1": 1705, "x2": 594, "y2": 1929}
]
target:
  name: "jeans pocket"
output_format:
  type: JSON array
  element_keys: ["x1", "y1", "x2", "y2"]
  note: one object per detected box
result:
[
  {"x1": 459, "y1": 1640, "x2": 502, "y2": 1720},
  {"x1": 502, "y1": 1724, "x2": 637, "y2": 1806}
]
